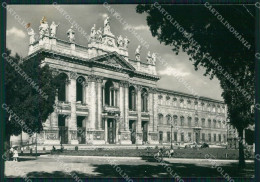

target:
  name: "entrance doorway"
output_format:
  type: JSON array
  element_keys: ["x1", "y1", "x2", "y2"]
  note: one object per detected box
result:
[
  {"x1": 107, "y1": 118, "x2": 116, "y2": 144},
  {"x1": 195, "y1": 130, "x2": 200, "y2": 143},
  {"x1": 58, "y1": 115, "x2": 68, "y2": 144},
  {"x1": 142, "y1": 121, "x2": 148, "y2": 143},
  {"x1": 129, "y1": 120, "x2": 136, "y2": 144}
]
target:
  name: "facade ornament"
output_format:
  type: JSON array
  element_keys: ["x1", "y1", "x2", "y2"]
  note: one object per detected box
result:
[
  {"x1": 151, "y1": 53, "x2": 157, "y2": 65},
  {"x1": 28, "y1": 28, "x2": 35, "y2": 44},
  {"x1": 96, "y1": 28, "x2": 103, "y2": 42},
  {"x1": 39, "y1": 16, "x2": 49, "y2": 39},
  {"x1": 67, "y1": 26, "x2": 75, "y2": 43},
  {"x1": 135, "y1": 45, "x2": 141, "y2": 61},
  {"x1": 50, "y1": 21, "x2": 59, "y2": 37},
  {"x1": 104, "y1": 16, "x2": 110, "y2": 33},
  {"x1": 117, "y1": 35, "x2": 124, "y2": 47},
  {"x1": 146, "y1": 51, "x2": 152, "y2": 64},
  {"x1": 90, "y1": 24, "x2": 96, "y2": 41},
  {"x1": 123, "y1": 36, "x2": 130, "y2": 49},
  {"x1": 119, "y1": 80, "x2": 129, "y2": 88}
]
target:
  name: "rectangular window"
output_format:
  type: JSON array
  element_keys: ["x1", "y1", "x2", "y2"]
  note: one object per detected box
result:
[
  {"x1": 218, "y1": 134, "x2": 221, "y2": 142},
  {"x1": 202, "y1": 133, "x2": 205, "y2": 142},
  {"x1": 208, "y1": 120, "x2": 211, "y2": 128},
  {"x1": 159, "y1": 131, "x2": 163, "y2": 142},
  {"x1": 167, "y1": 132, "x2": 171, "y2": 142},
  {"x1": 181, "y1": 133, "x2": 184, "y2": 142},
  {"x1": 188, "y1": 132, "x2": 192, "y2": 141},
  {"x1": 223, "y1": 134, "x2": 226, "y2": 142},
  {"x1": 174, "y1": 132, "x2": 177, "y2": 141},
  {"x1": 202, "y1": 119, "x2": 205, "y2": 127},
  {"x1": 214, "y1": 134, "x2": 216, "y2": 142},
  {"x1": 208, "y1": 134, "x2": 211, "y2": 142},
  {"x1": 188, "y1": 118, "x2": 191, "y2": 126}
]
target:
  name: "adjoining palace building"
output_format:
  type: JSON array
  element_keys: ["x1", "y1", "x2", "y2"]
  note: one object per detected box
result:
[{"x1": 19, "y1": 17, "x2": 228, "y2": 148}]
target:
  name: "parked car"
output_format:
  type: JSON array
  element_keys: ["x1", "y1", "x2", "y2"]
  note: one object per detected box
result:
[{"x1": 201, "y1": 143, "x2": 209, "y2": 148}]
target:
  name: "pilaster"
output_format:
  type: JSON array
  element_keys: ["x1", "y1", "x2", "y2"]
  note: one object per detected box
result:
[{"x1": 69, "y1": 77, "x2": 78, "y2": 144}]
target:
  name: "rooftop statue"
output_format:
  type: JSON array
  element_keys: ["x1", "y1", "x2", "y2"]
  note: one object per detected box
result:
[
  {"x1": 104, "y1": 16, "x2": 111, "y2": 33},
  {"x1": 147, "y1": 51, "x2": 152, "y2": 63},
  {"x1": 28, "y1": 28, "x2": 35, "y2": 44},
  {"x1": 96, "y1": 28, "x2": 103, "y2": 42},
  {"x1": 39, "y1": 16, "x2": 49, "y2": 39},
  {"x1": 90, "y1": 24, "x2": 96, "y2": 40},
  {"x1": 50, "y1": 21, "x2": 59, "y2": 38},
  {"x1": 123, "y1": 36, "x2": 130, "y2": 49},
  {"x1": 117, "y1": 35, "x2": 124, "y2": 47},
  {"x1": 135, "y1": 45, "x2": 141, "y2": 61},
  {"x1": 67, "y1": 26, "x2": 75, "y2": 43},
  {"x1": 151, "y1": 53, "x2": 157, "y2": 65}
]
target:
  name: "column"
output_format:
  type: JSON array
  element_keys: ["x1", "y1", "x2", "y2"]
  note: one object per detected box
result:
[
  {"x1": 69, "y1": 78, "x2": 78, "y2": 144},
  {"x1": 88, "y1": 76, "x2": 96, "y2": 130},
  {"x1": 124, "y1": 86, "x2": 129, "y2": 131},
  {"x1": 109, "y1": 89, "x2": 112, "y2": 106},
  {"x1": 119, "y1": 82, "x2": 125, "y2": 129},
  {"x1": 102, "y1": 87, "x2": 105, "y2": 106},
  {"x1": 105, "y1": 118, "x2": 108, "y2": 143},
  {"x1": 97, "y1": 78, "x2": 102, "y2": 130},
  {"x1": 136, "y1": 85, "x2": 142, "y2": 144}
]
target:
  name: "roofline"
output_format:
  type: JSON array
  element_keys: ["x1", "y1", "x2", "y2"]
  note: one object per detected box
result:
[{"x1": 157, "y1": 87, "x2": 224, "y2": 104}]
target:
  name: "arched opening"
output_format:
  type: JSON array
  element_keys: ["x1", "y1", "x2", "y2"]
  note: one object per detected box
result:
[
  {"x1": 158, "y1": 113, "x2": 163, "y2": 124},
  {"x1": 105, "y1": 80, "x2": 116, "y2": 106},
  {"x1": 76, "y1": 76, "x2": 85, "y2": 103},
  {"x1": 141, "y1": 88, "x2": 148, "y2": 112},
  {"x1": 129, "y1": 86, "x2": 136, "y2": 111},
  {"x1": 57, "y1": 73, "x2": 68, "y2": 102},
  {"x1": 166, "y1": 114, "x2": 172, "y2": 125}
]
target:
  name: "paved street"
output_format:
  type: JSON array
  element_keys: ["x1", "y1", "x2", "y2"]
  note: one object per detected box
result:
[{"x1": 5, "y1": 155, "x2": 254, "y2": 178}]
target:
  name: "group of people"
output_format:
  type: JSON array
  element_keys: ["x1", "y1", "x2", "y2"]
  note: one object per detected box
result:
[
  {"x1": 156, "y1": 148, "x2": 175, "y2": 160},
  {"x1": 8, "y1": 147, "x2": 19, "y2": 162}
]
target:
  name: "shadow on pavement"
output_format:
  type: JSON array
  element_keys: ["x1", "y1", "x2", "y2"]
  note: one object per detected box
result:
[{"x1": 23, "y1": 160, "x2": 254, "y2": 178}]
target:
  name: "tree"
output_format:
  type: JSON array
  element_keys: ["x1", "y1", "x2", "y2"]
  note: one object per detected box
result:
[
  {"x1": 136, "y1": 4, "x2": 255, "y2": 168},
  {"x1": 4, "y1": 48, "x2": 59, "y2": 148}
]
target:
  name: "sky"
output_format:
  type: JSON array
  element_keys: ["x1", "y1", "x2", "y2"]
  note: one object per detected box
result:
[{"x1": 6, "y1": 4, "x2": 223, "y2": 101}]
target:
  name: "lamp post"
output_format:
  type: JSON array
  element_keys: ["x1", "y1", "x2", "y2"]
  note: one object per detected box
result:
[{"x1": 171, "y1": 121, "x2": 173, "y2": 149}]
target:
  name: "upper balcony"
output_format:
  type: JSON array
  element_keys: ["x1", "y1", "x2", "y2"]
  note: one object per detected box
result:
[{"x1": 103, "y1": 105, "x2": 120, "y2": 114}]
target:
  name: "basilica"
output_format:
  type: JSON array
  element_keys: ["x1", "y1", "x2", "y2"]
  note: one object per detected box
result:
[{"x1": 23, "y1": 17, "x2": 228, "y2": 148}]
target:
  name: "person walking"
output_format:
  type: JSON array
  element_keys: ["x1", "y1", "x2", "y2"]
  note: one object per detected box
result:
[
  {"x1": 9, "y1": 147, "x2": 14, "y2": 161},
  {"x1": 13, "y1": 148, "x2": 19, "y2": 162}
]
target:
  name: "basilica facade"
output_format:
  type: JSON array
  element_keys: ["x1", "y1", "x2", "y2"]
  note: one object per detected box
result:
[{"x1": 25, "y1": 17, "x2": 228, "y2": 147}]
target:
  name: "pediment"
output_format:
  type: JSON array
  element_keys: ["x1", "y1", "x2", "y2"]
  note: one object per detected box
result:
[{"x1": 90, "y1": 52, "x2": 135, "y2": 71}]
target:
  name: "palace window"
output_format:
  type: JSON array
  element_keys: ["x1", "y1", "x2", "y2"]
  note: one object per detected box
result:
[
  {"x1": 174, "y1": 132, "x2": 177, "y2": 141},
  {"x1": 180, "y1": 116, "x2": 184, "y2": 126},
  {"x1": 194, "y1": 101, "x2": 198, "y2": 110},
  {"x1": 207, "y1": 104, "x2": 211, "y2": 112},
  {"x1": 181, "y1": 133, "x2": 184, "y2": 142},
  {"x1": 158, "y1": 114, "x2": 163, "y2": 125},
  {"x1": 208, "y1": 134, "x2": 211, "y2": 142},
  {"x1": 202, "y1": 133, "x2": 205, "y2": 142},
  {"x1": 180, "y1": 98, "x2": 184, "y2": 108},
  {"x1": 187, "y1": 100, "x2": 191, "y2": 109},
  {"x1": 218, "y1": 134, "x2": 221, "y2": 142},
  {"x1": 195, "y1": 117, "x2": 199, "y2": 127},
  {"x1": 214, "y1": 134, "x2": 216, "y2": 142},
  {"x1": 173, "y1": 115, "x2": 178, "y2": 126},
  {"x1": 217, "y1": 105, "x2": 220, "y2": 113},
  {"x1": 129, "y1": 86, "x2": 136, "y2": 111},
  {"x1": 166, "y1": 115, "x2": 172, "y2": 125},
  {"x1": 167, "y1": 132, "x2": 171, "y2": 142},
  {"x1": 218, "y1": 120, "x2": 221, "y2": 128},
  {"x1": 201, "y1": 102, "x2": 205, "y2": 111},
  {"x1": 188, "y1": 132, "x2": 192, "y2": 141},
  {"x1": 57, "y1": 73, "x2": 69, "y2": 102},
  {"x1": 104, "y1": 80, "x2": 117, "y2": 106},
  {"x1": 173, "y1": 97, "x2": 177, "y2": 107},
  {"x1": 166, "y1": 95, "x2": 171, "y2": 105},
  {"x1": 223, "y1": 134, "x2": 226, "y2": 142},
  {"x1": 213, "y1": 120, "x2": 217, "y2": 128},
  {"x1": 188, "y1": 117, "x2": 192, "y2": 126},
  {"x1": 141, "y1": 88, "x2": 148, "y2": 112},
  {"x1": 202, "y1": 118, "x2": 205, "y2": 127},
  {"x1": 158, "y1": 95, "x2": 163, "y2": 105},
  {"x1": 208, "y1": 119, "x2": 212, "y2": 128},
  {"x1": 76, "y1": 76, "x2": 86, "y2": 103},
  {"x1": 159, "y1": 131, "x2": 163, "y2": 142}
]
